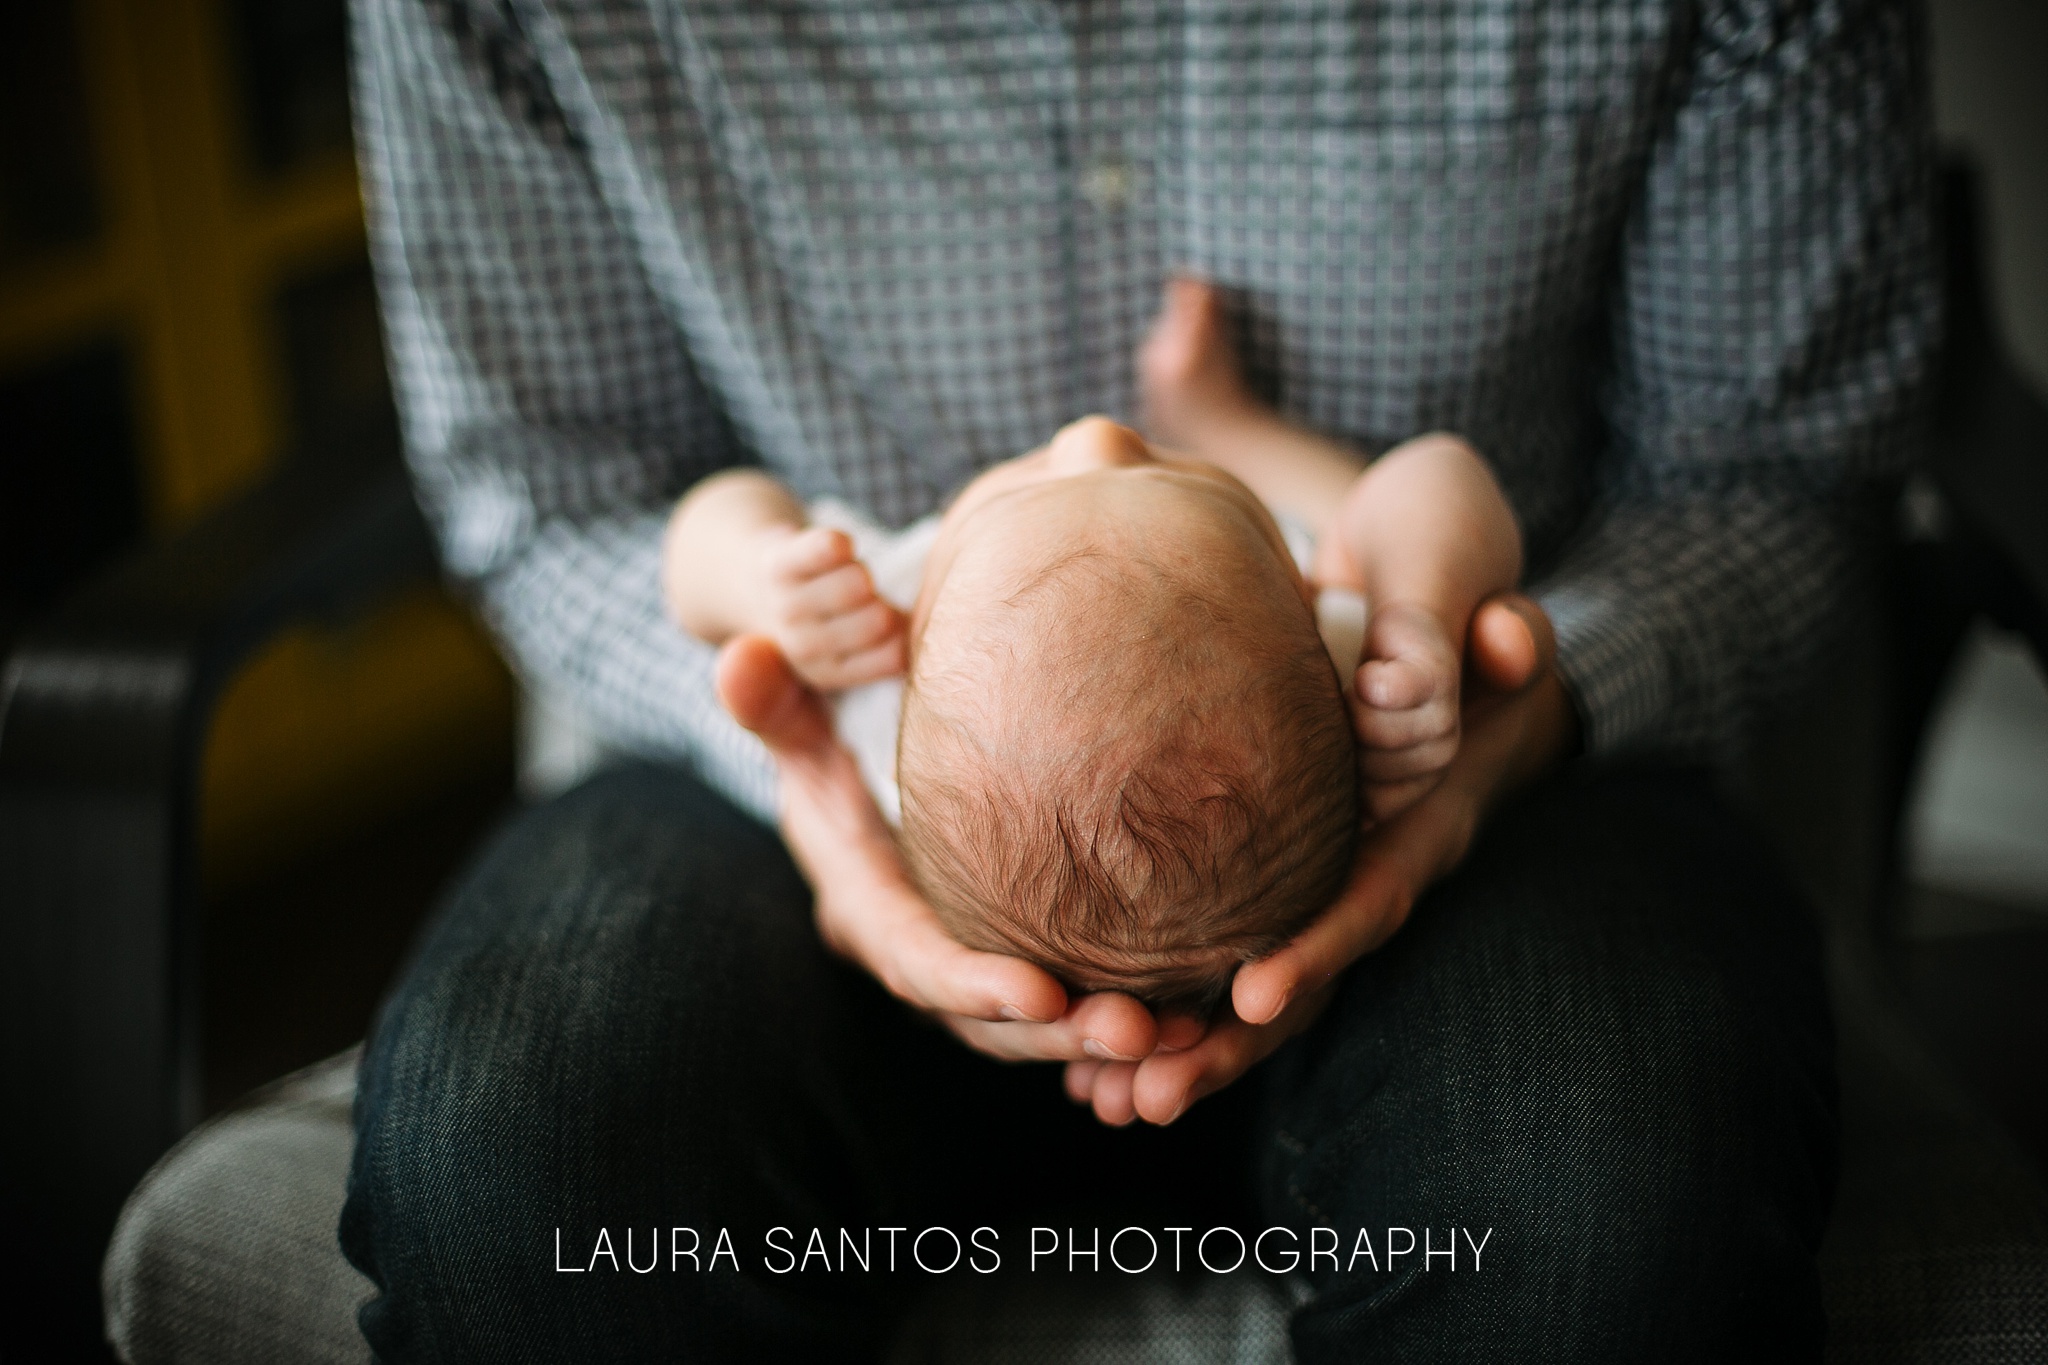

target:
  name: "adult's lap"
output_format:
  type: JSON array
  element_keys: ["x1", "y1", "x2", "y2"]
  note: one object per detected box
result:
[
  {"x1": 341, "y1": 765, "x2": 1246, "y2": 1360},
  {"x1": 341, "y1": 763, "x2": 1832, "y2": 1362},
  {"x1": 1260, "y1": 765, "x2": 1835, "y2": 1362}
]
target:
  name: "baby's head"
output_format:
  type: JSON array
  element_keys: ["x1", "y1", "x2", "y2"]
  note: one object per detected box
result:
[{"x1": 897, "y1": 418, "x2": 1358, "y2": 1010}]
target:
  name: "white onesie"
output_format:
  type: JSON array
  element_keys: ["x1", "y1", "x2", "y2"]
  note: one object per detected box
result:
[{"x1": 810, "y1": 499, "x2": 1367, "y2": 825}]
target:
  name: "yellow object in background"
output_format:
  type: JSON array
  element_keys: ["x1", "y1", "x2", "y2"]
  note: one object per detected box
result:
[
  {"x1": 2, "y1": 0, "x2": 515, "y2": 890},
  {"x1": 199, "y1": 586, "x2": 515, "y2": 895}
]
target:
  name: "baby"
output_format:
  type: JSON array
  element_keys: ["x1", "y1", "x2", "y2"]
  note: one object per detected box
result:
[{"x1": 666, "y1": 280, "x2": 1521, "y2": 1008}]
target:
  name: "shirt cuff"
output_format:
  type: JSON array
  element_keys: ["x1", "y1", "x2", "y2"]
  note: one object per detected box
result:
[{"x1": 1537, "y1": 582, "x2": 1674, "y2": 757}]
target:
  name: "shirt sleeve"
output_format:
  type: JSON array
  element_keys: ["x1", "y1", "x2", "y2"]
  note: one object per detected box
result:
[
  {"x1": 1534, "y1": 0, "x2": 1941, "y2": 757},
  {"x1": 351, "y1": 0, "x2": 778, "y2": 817}
]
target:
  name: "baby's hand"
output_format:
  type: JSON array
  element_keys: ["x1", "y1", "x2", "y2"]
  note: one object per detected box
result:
[
  {"x1": 1350, "y1": 602, "x2": 1462, "y2": 823},
  {"x1": 755, "y1": 526, "x2": 906, "y2": 691}
]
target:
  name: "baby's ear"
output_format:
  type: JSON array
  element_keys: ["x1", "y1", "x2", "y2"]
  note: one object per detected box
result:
[{"x1": 716, "y1": 636, "x2": 835, "y2": 755}]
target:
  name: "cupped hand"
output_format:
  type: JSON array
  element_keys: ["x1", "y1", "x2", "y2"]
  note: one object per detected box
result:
[
  {"x1": 716, "y1": 635, "x2": 1160, "y2": 1064},
  {"x1": 1066, "y1": 592, "x2": 1577, "y2": 1126}
]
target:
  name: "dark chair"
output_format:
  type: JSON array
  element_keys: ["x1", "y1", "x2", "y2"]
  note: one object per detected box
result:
[
  {"x1": 5, "y1": 162, "x2": 2044, "y2": 1361},
  {"x1": 0, "y1": 446, "x2": 437, "y2": 1353}
]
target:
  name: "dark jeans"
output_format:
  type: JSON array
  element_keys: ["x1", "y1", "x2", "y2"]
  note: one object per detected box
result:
[{"x1": 340, "y1": 762, "x2": 1836, "y2": 1362}]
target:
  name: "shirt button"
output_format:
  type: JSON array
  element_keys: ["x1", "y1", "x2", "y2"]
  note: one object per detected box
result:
[{"x1": 1081, "y1": 157, "x2": 1132, "y2": 212}]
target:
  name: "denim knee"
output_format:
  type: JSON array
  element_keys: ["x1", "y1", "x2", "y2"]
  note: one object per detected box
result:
[
  {"x1": 1263, "y1": 767, "x2": 1835, "y2": 1362},
  {"x1": 339, "y1": 766, "x2": 845, "y2": 1361}
]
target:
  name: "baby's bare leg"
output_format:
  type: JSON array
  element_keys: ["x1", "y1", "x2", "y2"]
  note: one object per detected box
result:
[{"x1": 1137, "y1": 279, "x2": 1363, "y2": 528}]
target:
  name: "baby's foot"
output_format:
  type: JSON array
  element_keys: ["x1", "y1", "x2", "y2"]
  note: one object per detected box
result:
[
  {"x1": 1350, "y1": 603, "x2": 1463, "y2": 823},
  {"x1": 1137, "y1": 278, "x2": 1268, "y2": 454}
]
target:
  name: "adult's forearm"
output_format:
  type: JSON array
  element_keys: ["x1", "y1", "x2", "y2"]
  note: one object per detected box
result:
[
  {"x1": 1551, "y1": 0, "x2": 1933, "y2": 757},
  {"x1": 1535, "y1": 490, "x2": 1865, "y2": 758}
]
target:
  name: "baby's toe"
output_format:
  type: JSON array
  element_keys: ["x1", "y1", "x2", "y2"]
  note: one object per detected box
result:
[
  {"x1": 1137, "y1": 278, "x2": 1252, "y2": 442},
  {"x1": 1139, "y1": 280, "x2": 1218, "y2": 387}
]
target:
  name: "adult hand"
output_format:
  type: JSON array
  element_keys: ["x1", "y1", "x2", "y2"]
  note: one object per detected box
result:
[
  {"x1": 1065, "y1": 592, "x2": 1579, "y2": 1126},
  {"x1": 716, "y1": 636, "x2": 1163, "y2": 1064}
]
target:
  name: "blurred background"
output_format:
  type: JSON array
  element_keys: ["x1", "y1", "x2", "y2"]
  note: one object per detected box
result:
[
  {"x1": 1, "y1": 0, "x2": 516, "y2": 1121},
  {"x1": 0, "y1": 0, "x2": 2041, "y2": 1356}
]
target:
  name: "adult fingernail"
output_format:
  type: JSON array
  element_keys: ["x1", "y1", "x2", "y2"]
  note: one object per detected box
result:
[
  {"x1": 1169, "y1": 1081, "x2": 1217, "y2": 1124},
  {"x1": 1082, "y1": 1038, "x2": 1135, "y2": 1061},
  {"x1": 999, "y1": 1002, "x2": 1030, "y2": 1022}
]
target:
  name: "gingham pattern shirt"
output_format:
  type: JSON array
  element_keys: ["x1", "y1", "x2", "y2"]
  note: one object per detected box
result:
[{"x1": 352, "y1": 0, "x2": 1939, "y2": 823}]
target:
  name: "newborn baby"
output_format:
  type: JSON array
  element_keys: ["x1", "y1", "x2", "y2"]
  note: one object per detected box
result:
[{"x1": 666, "y1": 281, "x2": 1521, "y2": 1008}]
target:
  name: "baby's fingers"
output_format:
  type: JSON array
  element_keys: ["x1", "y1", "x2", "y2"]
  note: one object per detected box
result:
[
  {"x1": 785, "y1": 560, "x2": 885, "y2": 622},
  {"x1": 814, "y1": 634, "x2": 907, "y2": 689},
  {"x1": 784, "y1": 600, "x2": 903, "y2": 664},
  {"x1": 1352, "y1": 689, "x2": 1458, "y2": 753},
  {"x1": 1357, "y1": 605, "x2": 1458, "y2": 713},
  {"x1": 1356, "y1": 733, "x2": 1458, "y2": 784},
  {"x1": 1361, "y1": 774, "x2": 1442, "y2": 825},
  {"x1": 766, "y1": 525, "x2": 856, "y2": 584},
  {"x1": 1356, "y1": 655, "x2": 1435, "y2": 711}
]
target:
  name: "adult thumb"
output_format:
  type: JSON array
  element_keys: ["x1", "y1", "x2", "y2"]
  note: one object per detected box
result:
[
  {"x1": 1468, "y1": 593, "x2": 1553, "y2": 694},
  {"x1": 715, "y1": 635, "x2": 836, "y2": 758}
]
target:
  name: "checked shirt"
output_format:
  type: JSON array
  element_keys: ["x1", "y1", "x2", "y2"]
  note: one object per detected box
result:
[{"x1": 351, "y1": 0, "x2": 1940, "y2": 820}]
